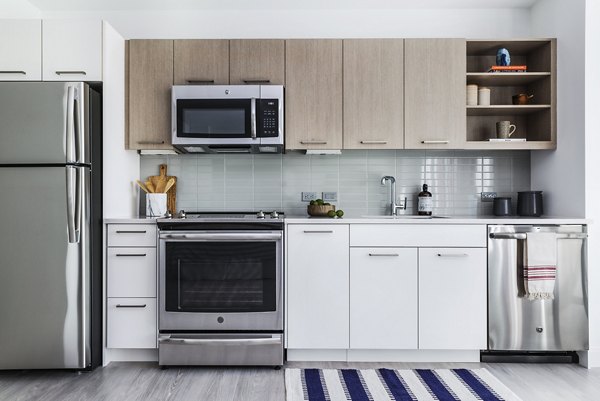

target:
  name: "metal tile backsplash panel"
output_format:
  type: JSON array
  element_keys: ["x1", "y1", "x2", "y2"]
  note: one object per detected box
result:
[{"x1": 140, "y1": 150, "x2": 530, "y2": 216}]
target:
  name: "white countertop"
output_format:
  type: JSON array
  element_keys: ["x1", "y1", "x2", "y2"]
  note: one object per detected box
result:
[
  {"x1": 104, "y1": 215, "x2": 589, "y2": 225},
  {"x1": 284, "y1": 215, "x2": 589, "y2": 225},
  {"x1": 104, "y1": 216, "x2": 159, "y2": 224}
]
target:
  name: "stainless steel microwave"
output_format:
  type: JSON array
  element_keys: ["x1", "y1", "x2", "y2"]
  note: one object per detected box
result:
[{"x1": 171, "y1": 85, "x2": 284, "y2": 154}]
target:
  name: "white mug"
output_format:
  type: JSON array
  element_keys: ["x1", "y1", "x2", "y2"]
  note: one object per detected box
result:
[{"x1": 496, "y1": 121, "x2": 517, "y2": 139}]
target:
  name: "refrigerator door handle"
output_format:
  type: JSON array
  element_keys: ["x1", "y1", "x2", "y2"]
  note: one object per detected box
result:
[
  {"x1": 65, "y1": 85, "x2": 77, "y2": 164},
  {"x1": 66, "y1": 166, "x2": 81, "y2": 243}
]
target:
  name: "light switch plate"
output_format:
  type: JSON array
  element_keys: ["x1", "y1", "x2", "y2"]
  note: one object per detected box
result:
[
  {"x1": 302, "y1": 192, "x2": 318, "y2": 202},
  {"x1": 322, "y1": 192, "x2": 337, "y2": 202}
]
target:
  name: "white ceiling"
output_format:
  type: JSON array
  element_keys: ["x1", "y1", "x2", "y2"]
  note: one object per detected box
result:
[{"x1": 27, "y1": 0, "x2": 540, "y2": 11}]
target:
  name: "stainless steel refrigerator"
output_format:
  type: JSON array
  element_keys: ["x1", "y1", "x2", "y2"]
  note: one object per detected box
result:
[{"x1": 0, "y1": 82, "x2": 102, "y2": 369}]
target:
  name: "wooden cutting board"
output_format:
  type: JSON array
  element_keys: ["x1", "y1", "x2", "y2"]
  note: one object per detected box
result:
[{"x1": 148, "y1": 164, "x2": 177, "y2": 214}]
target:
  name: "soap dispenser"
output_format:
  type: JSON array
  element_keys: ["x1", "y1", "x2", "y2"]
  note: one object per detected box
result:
[{"x1": 418, "y1": 184, "x2": 433, "y2": 216}]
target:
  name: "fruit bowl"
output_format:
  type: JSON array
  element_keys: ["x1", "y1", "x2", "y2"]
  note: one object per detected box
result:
[{"x1": 307, "y1": 204, "x2": 336, "y2": 217}]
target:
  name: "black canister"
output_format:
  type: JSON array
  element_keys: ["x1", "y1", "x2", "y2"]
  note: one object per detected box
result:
[
  {"x1": 517, "y1": 191, "x2": 544, "y2": 217},
  {"x1": 493, "y1": 197, "x2": 512, "y2": 216}
]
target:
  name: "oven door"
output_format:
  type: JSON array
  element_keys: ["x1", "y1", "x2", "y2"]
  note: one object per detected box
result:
[{"x1": 159, "y1": 231, "x2": 283, "y2": 332}]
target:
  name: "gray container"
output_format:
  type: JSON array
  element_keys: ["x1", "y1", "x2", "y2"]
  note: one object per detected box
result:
[
  {"x1": 517, "y1": 191, "x2": 544, "y2": 217},
  {"x1": 493, "y1": 197, "x2": 512, "y2": 216}
]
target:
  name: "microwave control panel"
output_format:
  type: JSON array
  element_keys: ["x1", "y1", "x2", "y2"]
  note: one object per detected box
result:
[{"x1": 258, "y1": 99, "x2": 279, "y2": 137}]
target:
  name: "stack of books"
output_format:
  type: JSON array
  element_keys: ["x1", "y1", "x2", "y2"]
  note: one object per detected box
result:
[{"x1": 488, "y1": 65, "x2": 527, "y2": 73}]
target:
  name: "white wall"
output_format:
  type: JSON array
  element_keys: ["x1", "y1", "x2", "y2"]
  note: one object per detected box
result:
[
  {"x1": 530, "y1": 0, "x2": 586, "y2": 217},
  {"x1": 102, "y1": 22, "x2": 140, "y2": 218},
  {"x1": 585, "y1": 0, "x2": 600, "y2": 368},
  {"x1": 41, "y1": 8, "x2": 531, "y2": 39},
  {"x1": 0, "y1": 0, "x2": 41, "y2": 18}
]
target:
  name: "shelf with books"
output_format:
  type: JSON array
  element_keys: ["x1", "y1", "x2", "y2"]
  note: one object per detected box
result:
[
  {"x1": 465, "y1": 39, "x2": 556, "y2": 150},
  {"x1": 466, "y1": 72, "x2": 551, "y2": 86}
]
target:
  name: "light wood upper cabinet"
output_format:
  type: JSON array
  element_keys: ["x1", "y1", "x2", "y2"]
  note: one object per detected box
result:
[
  {"x1": 230, "y1": 40, "x2": 285, "y2": 85},
  {"x1": 173, "y1": 40, "x2": 229, "y2": 85},
  {"x1": 126, "y1": 40, "x2": 174, "y2": 150},
  {"x1": 404, "y1": 39, "x2": 466, "y2": 149},
  {"x1": 0, "y1": 20, "x2": 42, "y2": 81},
  {"x1": 42, "y1": 19, "x2": 103, "y2": 81},
  {"x1": 343, "y1": 39, "x2": 404, "y2": 149},
  {"x1": 285, "y1": 40, "x2": 343, "y2": 150}
]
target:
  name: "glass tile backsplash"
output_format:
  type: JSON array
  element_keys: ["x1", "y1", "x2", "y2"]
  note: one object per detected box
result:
[{"x1": 140, "y1": 150, "x2": 530, "y2": 217}]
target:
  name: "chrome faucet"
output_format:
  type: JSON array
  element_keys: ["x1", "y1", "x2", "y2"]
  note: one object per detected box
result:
[{"x1": 381, "y1": 176, "x2": 406, "y2": 216}]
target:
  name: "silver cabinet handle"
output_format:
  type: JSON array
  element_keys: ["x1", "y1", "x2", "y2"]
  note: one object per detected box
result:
[
  {"x1": 303, "y1": 230, "x2": 334, "y2": 234},
  {"x1": 160, "y1": 337, "x2": 280, "y2": 346},
  {"x1": 56, "y1": 71, "x2": 87, "y2": 75},
  {"x1": 250, "y1": 98, "x2": 257, "y2": 139},
  {"x1": 116, "y1": 304, "x2": 147, "y2": 308},
  {"x1": 0, "y1": 70, "x2": 26, "y2": 74},
  {"x1": 242, "y1": 79, "x2": 271, "y2": 84},
  {"x1": 360, "y1": 140, "x2": 388, "y2": 144},
  {"x1": 421, "y1": 140, "x2": 449, "y2": 144},
  {"x1": 369, "y1": 253, "x2": 399, "y2": 257},
  {"x1": 115, "y1": 253, "x2": 147, "y2": 257},
  {"x1": 137, "y1": 140, "x2": 166, "y2": 145},
  {"x1": 116, "y1": 230, "x2": 147, "y2": 234},
  {"x1": 437, "y1": 253, "x2": 469, "y2": 257},
  {"x1": 186, "y1": 79, "x2": 214, "y2": 84},
  {"x1": 161, "y1": 232, "x2": 282, "y2": 241},
  {"x1": 300, "y1": 140, "x2": 328, "y2": 145}
]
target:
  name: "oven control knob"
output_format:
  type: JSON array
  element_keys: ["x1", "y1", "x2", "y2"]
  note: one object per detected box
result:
[
  {"x1": 257, "y1": 210, "x2": 265, "y2": 219},
  {"x1": 178, "y1": 210, "x2": 186, "y2": 219},
  {"x1": 270, "y1": 211, "x2": 279, "y2": 219},
  {"x1": 217, "y1": 316, "x2": 224, "y2": 324}
]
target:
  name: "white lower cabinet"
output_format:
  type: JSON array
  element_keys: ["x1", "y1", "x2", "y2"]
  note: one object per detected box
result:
[
  {"x1": 418, "y1": 248, "x2": 487, "y2": 350},
  {"x1": 106, "y1": 223, "x2": 157, "y2": 350},
  {"x1": 286, "y1": 224, "x2": 350, "y2": 349},
  {"x1": 350, "y1": 248, "x2": 418, "y2": 349},
  {"x1": 107, "y1": 298, "x2": 157, "y2": 349}
]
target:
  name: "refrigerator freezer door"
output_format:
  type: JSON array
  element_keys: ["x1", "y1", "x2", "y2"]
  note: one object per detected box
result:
[
  {"x1": 0, "y1": 166, "x2": 91, "y2": 369},
  {"x1": 0, "y1": 82, "x2": 90, "y2": 165}
]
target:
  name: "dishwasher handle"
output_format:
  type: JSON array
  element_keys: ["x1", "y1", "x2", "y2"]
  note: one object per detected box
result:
[{"x1": 489, "y1": 233, "x2": 588, "y2": 240}]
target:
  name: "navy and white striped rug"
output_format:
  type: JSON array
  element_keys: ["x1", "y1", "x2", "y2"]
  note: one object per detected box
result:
[{"x1": 285, "y1": 368, "x2": 523, "y2": 401}]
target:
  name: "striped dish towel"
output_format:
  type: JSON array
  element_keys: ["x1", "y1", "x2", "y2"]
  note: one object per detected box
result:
[{"x1": 524, "y1": 232, "x2": 557, "y2": 300}]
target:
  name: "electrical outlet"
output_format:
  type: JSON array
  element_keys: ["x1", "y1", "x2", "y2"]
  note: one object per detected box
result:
[
  {"x1": 481, "y1": 192, "x2": 497, "y2": 202},
  {"x1": 322, "y1": 192, "x2": 337, "y2": 202},
  {"x1": 302, "y1": 192, "x2": 318, "y2": 202}
]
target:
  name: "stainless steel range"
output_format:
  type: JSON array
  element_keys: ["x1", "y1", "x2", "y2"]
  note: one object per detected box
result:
[{"x1": 157, "y1": 211, "x2": 284, "y2": 367}]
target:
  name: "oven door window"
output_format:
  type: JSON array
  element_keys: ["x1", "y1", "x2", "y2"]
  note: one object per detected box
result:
[
  {"x1": 177, "y1": 99, "x2": 252, "y2": 138},
  {"x1": 165, "y1": 242, "x2": 277, "y2": 312}
]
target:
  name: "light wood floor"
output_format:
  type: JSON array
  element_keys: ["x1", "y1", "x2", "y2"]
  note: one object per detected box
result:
[{"x1": 0, "y1": 361, "x2": 598, "y2": 400}]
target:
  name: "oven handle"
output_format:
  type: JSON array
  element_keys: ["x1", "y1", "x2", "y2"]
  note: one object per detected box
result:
[
  {"x1": 159, "y1": 336, "x2": 281, "y2": 346},
  {"x1": 160, "y1": 232, "x2": 282, "y2": 241}
]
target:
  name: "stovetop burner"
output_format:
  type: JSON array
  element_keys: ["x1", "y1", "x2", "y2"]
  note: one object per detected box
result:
[{"x1": 157, "y1": 210, "x2": 284, "y2": 226}]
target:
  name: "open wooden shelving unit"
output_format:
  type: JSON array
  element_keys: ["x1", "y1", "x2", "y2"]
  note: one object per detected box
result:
[{"x1": 465, "y1": 39, "x2": 556, "y2": 150}]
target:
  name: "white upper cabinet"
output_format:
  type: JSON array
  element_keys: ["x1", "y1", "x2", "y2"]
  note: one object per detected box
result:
[
  {"x1": 42, "y1": 19, "x2": 103, "y2": 81},
  {"x1": 0, "y1": 20, "x2": 42, "y2": 81}
]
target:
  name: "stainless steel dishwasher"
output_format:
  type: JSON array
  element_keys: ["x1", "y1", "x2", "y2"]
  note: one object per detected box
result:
[{"x1": 488, "y1": 225, "x2": 588, "y2": 352}]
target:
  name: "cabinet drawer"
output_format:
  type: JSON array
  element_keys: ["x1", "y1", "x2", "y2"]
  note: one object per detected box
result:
[
  {"x1": 107, "y1": 224, "x2": 157, "y2": 247},
  {"x1": 350, "y1": 224, "x2": 486, "y2": 247},
  {"x1": 107, "y1": 298, "x2": 157, "y2": 349},
  {"x1": 107, "y1": 248, "x2": 156, "y2": 298}
]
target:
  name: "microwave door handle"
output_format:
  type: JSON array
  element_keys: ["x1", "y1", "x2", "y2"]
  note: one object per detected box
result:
[{"x1": 250, "y1": 98, "x2": 257, "y2": 139}]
